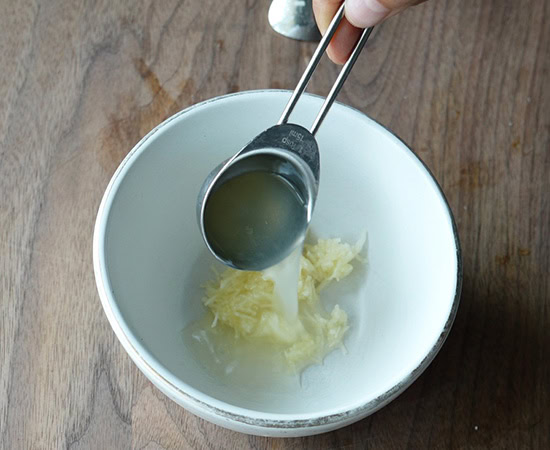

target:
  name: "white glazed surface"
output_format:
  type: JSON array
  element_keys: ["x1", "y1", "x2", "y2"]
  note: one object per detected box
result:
[{"x1": 93, "y1": 90, "x2": 461, "y2": 437}]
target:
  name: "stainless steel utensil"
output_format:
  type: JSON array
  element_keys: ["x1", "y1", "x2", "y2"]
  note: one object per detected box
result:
[
  {"x1": 198, "y1": 3, "x2": 373, "y2": 270},
  {"x1": 268, "y1": 0, "x2": 321, "y2": 42}
]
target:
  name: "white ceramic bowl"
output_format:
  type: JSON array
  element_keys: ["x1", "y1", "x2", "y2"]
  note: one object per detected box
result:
[{"x1": 93, "y1": 90, "x2": 461, "y2": 437}]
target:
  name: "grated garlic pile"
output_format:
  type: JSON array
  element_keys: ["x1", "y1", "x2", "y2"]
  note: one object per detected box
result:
[{"x1": 199, "y1": 233, "x2": 366, "y2": 371}]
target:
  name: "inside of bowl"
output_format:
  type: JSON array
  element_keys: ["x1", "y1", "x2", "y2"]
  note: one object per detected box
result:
[{"x1": 101, "y1": 91, "x2": 458, "y2": 417}]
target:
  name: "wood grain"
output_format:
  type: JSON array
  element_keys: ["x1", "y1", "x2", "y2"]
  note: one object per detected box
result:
[{"x1": 1, "y1": 0, "x2": 548, "y2": 448}]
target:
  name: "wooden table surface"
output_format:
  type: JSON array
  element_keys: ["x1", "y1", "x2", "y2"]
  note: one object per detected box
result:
[{"x1": 1, "y1": 0, "x2": 549, "y2": 448}]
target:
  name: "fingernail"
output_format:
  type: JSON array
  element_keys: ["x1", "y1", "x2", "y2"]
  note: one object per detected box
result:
[{"x1": 345, "y1": 0, "x2": 391, "y2": 28}]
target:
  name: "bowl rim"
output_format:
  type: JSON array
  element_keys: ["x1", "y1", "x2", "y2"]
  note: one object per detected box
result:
[{"x1": 93, "y1": 89, "x2": 462, "y2": 430}]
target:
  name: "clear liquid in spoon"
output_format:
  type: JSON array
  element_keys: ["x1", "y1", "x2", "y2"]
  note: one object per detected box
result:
[{"x1": 203, "y1": 170, "x2": 307, "y2": 270}]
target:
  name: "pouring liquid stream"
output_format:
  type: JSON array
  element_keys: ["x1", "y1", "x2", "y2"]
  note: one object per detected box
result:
[
  {"x1": 262, "y1": 245, "x2": 302, "y2": 320},
  {"x1": 205, "y1": 169, "x2": 306, "y2": 320},
  {"x1": 186, "y1": 171, "x2": 308, "y2": 386},
  {"x1": 189, "y1": 168, "x2": 360, "y2": 386}
]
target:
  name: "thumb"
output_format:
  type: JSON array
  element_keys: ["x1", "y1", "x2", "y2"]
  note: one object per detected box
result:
[{"x1": 345, "y1": 0, "x2": 424, "y2": 28}]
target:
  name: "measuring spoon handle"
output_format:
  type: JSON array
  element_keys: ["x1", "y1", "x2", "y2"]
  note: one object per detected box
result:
[{"x1": 278, "y1": 3, "x2": 373, "y2": 136}]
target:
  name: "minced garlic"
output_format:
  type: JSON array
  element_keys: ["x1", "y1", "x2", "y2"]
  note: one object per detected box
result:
[{"x1": 188, "y1": 233, "x2": 365, "y2": 374}]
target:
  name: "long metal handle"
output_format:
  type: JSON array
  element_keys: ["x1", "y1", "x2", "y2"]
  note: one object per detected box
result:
[
  {"x1": 277, "y1": 3, "x2": 373, "y2": 135},
  {"x1": 277, "y1": 3, "x2": 345, "y2": 125},
  {"x1": 310, "y1": 26, "x2": 373, "y2": 135}
]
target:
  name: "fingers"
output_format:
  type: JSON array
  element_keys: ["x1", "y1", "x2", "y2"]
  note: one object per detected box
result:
[
  {"x1": 312, "y1": 0, "x2": 342, "y2": 33},
  {"x1": 312, "y1": 0, "x2": 428, "y2": 64},
  {"x1": 312, "y1": 0, "x2": 362, "y2": 65},
  {"x1": 326, "y1": 19, "x2": 362, "y2": 65},
  {"x1": 346, "y1": 0, "x2": 427, "y2": 28}
]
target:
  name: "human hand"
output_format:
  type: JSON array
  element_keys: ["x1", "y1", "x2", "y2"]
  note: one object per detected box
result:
[{"x1": 313, "y1": 0, "x2": 427, "y2": 64}]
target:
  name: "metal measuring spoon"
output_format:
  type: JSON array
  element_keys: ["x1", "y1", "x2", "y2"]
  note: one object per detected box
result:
[
  {"x1": 268, "y1": 0, "x2": 321, "y2": 42},
  {"x1": 197, "y1": 4, "x2": 373, "y2": 271}
]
